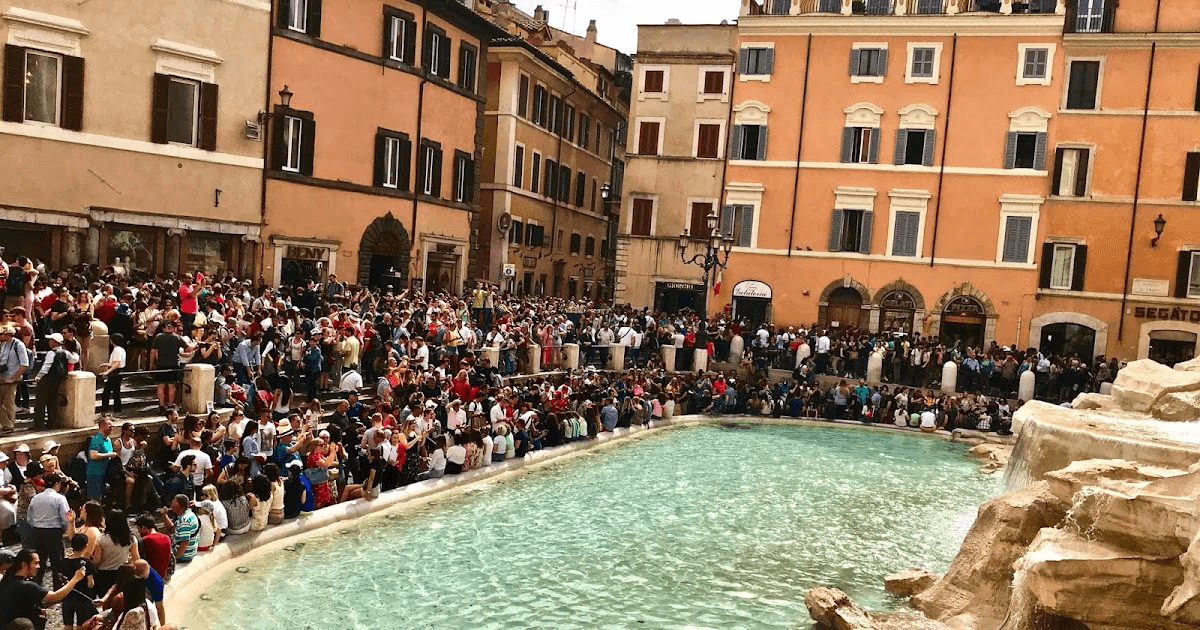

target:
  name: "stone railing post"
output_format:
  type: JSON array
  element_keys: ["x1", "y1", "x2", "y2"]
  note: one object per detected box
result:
[
  {"x1": 694, "y1": 348, "x2": 709, "y2": 373},
  {"x1": 607, "y1": 344, "x2": 625, "y2": 371},
  {"x1": 62, "y1": 371, "x2": 96, "y2": 429},
  {"x1": 1018, "y1": 370, "x2": 1036, "y2": 401},
  {"x1": 527, "y1": 343, "x2": 541, "y2": 375},
  {"x1": 84, "y1": 320, "x2": 109, "y2": 374},
  {"x1": 661, "y1": 345, "x2": 677, "y2": 371},
  {"x1": 563, "y1": 343, "x2": 580, "y2": 371},
  {"x1": 729, "y1": 336, "x2": 745, "y2": 363},
  {"x1": 867, "y1": 350, "x2": 884, "y2": 385},
  {"x1": 479, "y1": 347, "x2": 500, "y2": 370},
  {"x1": 941, "y1": 361, "x2": 958, "y2": 394},
  {"x1": 183, "y1": 364, "x2": 215, "y2": 415}
]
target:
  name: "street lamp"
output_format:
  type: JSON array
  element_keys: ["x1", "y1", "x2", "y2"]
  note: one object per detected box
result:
[
  {"x1": 1151, "y1": 214, "x2": 1167, "y2": 247},
  {"x1": 678, "y1": 208, "x2": 734, "y2": 324},
  {"x1": 278, "y1": 85, "x2": 293, "y2": 108}
]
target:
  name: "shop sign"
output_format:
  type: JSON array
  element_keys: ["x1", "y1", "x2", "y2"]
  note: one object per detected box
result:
[
  {"x1": 284, "y1": 245, "x2": 328, "y2": 261},
  {"x1": 522, "y1": 256, "x2": 538, "y2": 268},
  {"x1": 732, "y1": 280, "x2": 772, "y2": 299},
  {"x1": 435, "y1": 243, "x2": 459, "y2": 254},
  {"x1": 943, "y1": 296, "x2": 984, "y2": 317},
  {"x1": 880, "y1": 291, "x2": 916, "y2": 311},
  {"x1": 1135, "y1": 305, "x2": 1200, "y2": 323},
  {"x1": 1132, "y1": 279, "x2": 1170, "y2": 298},
  {"x1": 661, "y1": 281, "x2": 701, "y2": 291}
]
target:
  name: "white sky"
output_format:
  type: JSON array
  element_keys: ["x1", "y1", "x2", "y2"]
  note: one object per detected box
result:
[{"x1": 510, "y1": 0, "x2": 738, "y2": 55}]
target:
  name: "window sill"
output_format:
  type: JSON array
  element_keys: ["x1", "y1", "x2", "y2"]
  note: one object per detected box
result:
[
  {"x1": 850, "y1": 75, "x2": 884, "y2": 84},
  {"x1": 1016, "y1": 77, "x2": 1051, "y2": 86},
  {"x1": 904, "y1": 76, "x2": 938, "y2": 85},
  {"x1": 739, "y1": 74, "x2": 771, "y2": 83}
]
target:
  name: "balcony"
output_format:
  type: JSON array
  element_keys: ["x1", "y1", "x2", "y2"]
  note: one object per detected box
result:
[
  {"x1": 1064, "y1": 0, "x2": 1114, "y2": 33},
  {"x1": 746, "y1": 0, "x2": 1063, "y2": 16}
]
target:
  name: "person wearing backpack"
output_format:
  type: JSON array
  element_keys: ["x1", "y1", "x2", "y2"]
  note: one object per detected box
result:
[
  {"x1": 32, "y1": 333, "x2": 75, "y2": 431},
  {"x1": 3, "y1": 260, "x2": 27, "y2": 311}
]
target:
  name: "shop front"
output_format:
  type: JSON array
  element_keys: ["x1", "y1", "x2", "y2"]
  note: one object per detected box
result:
[
  {"x1": 1135, "y1": 305, "x2": 1200, "y2": 366},
  {"x1": 271, "y1": 237, "x2": 339, "y2": 287},
  {"x1": 732, "y1": 280, "x2": 772, "y2": 326},
  {"x1": 940, "y1": 296, "x2": 987, "y2": 348},
  {"x1": 654, "y1": 281, "x2": 704, "y2": 314},
  {"x1": 877, "y1": 290, "x2": 918, "y2": 335},
  {"x1": 422, "y1": 240, "x2": 465, "y2": 295},
  {"x1": 0, "y1": 220, "x2": 55, "y2": 263}
]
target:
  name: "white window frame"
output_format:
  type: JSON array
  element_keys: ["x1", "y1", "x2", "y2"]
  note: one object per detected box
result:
[
  {"x1": 627, "y1": 195, "x2": 658, "y2": 237},
  {"x1": 165, "y1": 76, "x2": 200, "y2": 147},
  {"x1": 22, "y1": 49, "x2": 62, "y2": 126},
  {"x1": 905, "y1": 43, "x2": 942, "y2": 85},
  {"x1": 1189, "y1": 251, "x2": 1200, "y2": 299},
  {"x1": 725, "y1": 182, "x2": 766, "y2": 250},
  {"x1": 1052, "y1": 142, "x2": 1094, "y2": 198},
  {"x1": 569, "y1": 230, "x2": 582, "y2": 255},
  {"x1": 389, "y1": 15, "x2": 407, "y2": 62},
  {"x1": 1061, "y1": 56, "x2": 1105, "y2": 111},
  {"x1": 850, "y1": 42, "x2": 888, "y2": 84},
  {"x1": 421, "y1": 144, "x2": 436, "y2": 195},
  {"x1": 996, "y1": 194, "x2": 1043, "y2": 265},
  {"x1": 429, "y1": 31, "x2": 442, "y2": 77},
  {"x1": 288, "y1": 0, "x2": 308, "y2": 33},
  {"x1": 283, "y1": 115, "x2": 303, "y2": 173},
  {"x1": 1016, "y1": 44, "x2": 1055, "y2": 86},
  {"x1": 1048, "y1": 242, "x2": 1077, "y2": 290},
  {"x1": 739, "y1": 42, "x2": 774, "y2": 83},
  {"x1": 693, "y1": 119, "x2": 726, "y2": 160},
  {"x1": 453, "y1": 155, "x2": 468, "y2": 203},
  {"x1": 886, "y1": 189, "x2": 930, "y2": 258},
  {"x1": 638, "y1": 65, "x2": 670, "y2": 101},
  {"x1": 634, "y1": 116, "x2": 666, "y2": 156},
  {"x1": 382, "y1": 136, "x2": 401, "y2": 188},
  {"x1": 697, "y1": 66, "x2": 731, "y2": 102}
]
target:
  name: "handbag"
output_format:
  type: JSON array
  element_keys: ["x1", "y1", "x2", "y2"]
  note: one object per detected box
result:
[{"x1": 303, "y1": 466, "x2": 329, "y2": 485}]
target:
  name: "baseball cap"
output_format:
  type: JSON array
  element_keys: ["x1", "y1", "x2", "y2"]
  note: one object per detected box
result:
[
  {"x1": 286, "y1": 459, "x2": 304, "y2": 469},
  {"x1": 47, "y1": 333, "x2": 64, "y2": 344},
  {"x1": 14, "y1": 443, "x2": 30, "y2": 453}
]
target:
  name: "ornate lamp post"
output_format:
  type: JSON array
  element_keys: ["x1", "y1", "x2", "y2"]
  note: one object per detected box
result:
[{"x1": 677, "y1": 208, "x2": 734, "y2": 321}]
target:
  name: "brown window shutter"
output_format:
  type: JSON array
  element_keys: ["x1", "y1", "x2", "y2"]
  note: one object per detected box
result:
[
  {"x1": 1184, "y1": 152, "x2": 1200, "y2": 202},
  {"x1": 1176, "y1": 251, "x2": 1193, "y2": 298},
  {"x1": 276, "y1": 0, "x2": 292, "y2": 29},
  {"x1": 270, "y1": 112, "x2": 287, "y2": 170},
  {"x1": 307, "y1": 0, "x2": 322, "y2": 38},
  {"x1": 3, "y1": 45, "x2": 26, "y2": 122},
  {"x1": 1074, "y1": 149, "x2": 1089, "y2": 197},
  {"x1": 398, "y1": 137, "x2": 411, "y2": 191},
  {"x1": 1038, "y1": 243, "x2": 1054, "y2": 288},
  {"x1": 60, "y1": 55, "x2": 84, "y2": 131},
  {"x1": 300, "y1": 116, "x2": 316, "y2": 176},
  {"x1": 690, "y1": 202, "x2": 712, "y2": 237},
  {"x1": 431, "y1": 147, "x2": 442, "y2": 198},
  {"x1": 198, "y1": 82, "x2": 219, "y2": 151},
  {"x1": 373, "y1": 132, "x2": 387, "y2": 187},
  {"x1": 150, "y1": 73, "x2": 171, "y2": 144}
]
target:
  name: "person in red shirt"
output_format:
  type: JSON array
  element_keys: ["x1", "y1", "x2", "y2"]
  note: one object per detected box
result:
[
  {"x1": 178, "y1": 272, "x2": 204, "y2": 331},
  {"x1": 135, "y1": 515, "x2": 173, "y2": 580}
]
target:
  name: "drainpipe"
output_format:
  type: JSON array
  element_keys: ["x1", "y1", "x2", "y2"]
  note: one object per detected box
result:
[
  {"x1": 927, "y1": 33, "x2": 958, "y2": 267},
  {"x1": 258, "y1": 2, "x2": 277, "y2": 280},
  {"x1": 1117, "y1": 41, "x2": 1158, "y2": 342},
  {"x1": 409, "y1": 5, "x2": 429, "y2": 291},
  {"x1": 786, "y1": 34, "x2": 813, "y2": 257}
]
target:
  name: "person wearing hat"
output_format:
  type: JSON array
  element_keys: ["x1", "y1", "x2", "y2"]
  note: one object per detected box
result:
[
  {"x1": 0, "y1": 450, "x2": 15, "y2": 539},
  {"x1": 0, "y1": 322, "x2": 30, "y2": 436},
  {"x1": 31, "y1": 332, "x2": 75, "y2": 431}
]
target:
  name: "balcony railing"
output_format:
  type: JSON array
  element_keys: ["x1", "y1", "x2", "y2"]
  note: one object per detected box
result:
[
  {"x1": 761, "y1": 0, "x2": 1063, "y2": 16},
  {"x1": 1064, "y1": 0, "x2": 1114, "y2": 32}
]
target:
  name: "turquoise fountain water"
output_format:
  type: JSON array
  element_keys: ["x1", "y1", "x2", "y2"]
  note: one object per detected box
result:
[{"x1": 188, "y1": 423, "x2": 996, "y2": 629}]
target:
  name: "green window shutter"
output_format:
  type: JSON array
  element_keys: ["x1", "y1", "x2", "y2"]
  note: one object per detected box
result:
[
  {"x1": 840, "y1": 127, "x2": 854, "y2": 163},
  {"x1": 1038, "y1": 243, "x2": 1054, "y2": 288},
  {"x1": 756, "y1": 126, "x2": 768, "y2": 160},
  {"x1": 730, "y1": 125, "x2": 743, "y2": 160},
  {"x1": 398, "y1": 137, "x2": 411, "y2": 191},
  {"x1": 300, "y1": 116, "x2": 316, "y2": 176},
  {"x1": 829, "y1": 208, "x2": 844, "y2": 252},
  {"x1": 276, "y1": 0, "x2": 291, "y2": 29},
  {"x1": 1071, "y1": 244, "x2": 1087, "y2": 291},
  {"x1": 867, "y1": 128, "x2": 880, "y2": 164},
  {"x1": 737, "y1": 205, "x2": 755, "y2": 247},
  {"x1": 848, "y1": 49, "x2": 861, "y2": 76},
  {"x1": 858, "y1": 210, "x2": 873, "y2": 253},
  {"x1": 1033, "y1": 132, "x2": 1048, "y2": 170},
  {"x1": 1184, "y1": 152, "x2": 1200, "y2": 202},
  {"x1": 1003, "y1": 131, "x2": 1018, "y2": 169}
]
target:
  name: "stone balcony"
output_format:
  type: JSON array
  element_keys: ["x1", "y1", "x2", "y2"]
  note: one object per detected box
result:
[{"x1": 743, "y1": 0, "x2": 1066, "y2": 17}]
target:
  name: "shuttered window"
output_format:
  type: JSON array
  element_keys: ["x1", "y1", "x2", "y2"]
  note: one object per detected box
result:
[
  {"x1": 585, "y1": 236, "x2": 596, "y2": 257},
  {"x1": 272, "y1": 109, "x2": 315, "y2": 176},
  {"x1": 891, "y1": 210, "x2": 920, "y2": 256},
  {"x1": 703, "y1": 71, "x2": 725, "y2": 94},
  {"x1": 1065, "y1": 60, "x2": 1101, "y2": 110},
  {"x1": 739, "y1": 48, "x2": 775, "y2": 75},
  {"x1": 730, "y1": 125, "x2": 767, "y2": 161},
  {"x1": 1005, "y1": 131, "x2": 1047, "y2": 170},
  {"x1": 512, "y1": 145, "x2": 524, "y2": 188},
  {"x1": 849, "y1": 47, "x2": 888, "y2": 77},
  {"x1": 1177, "y1": 251, "x2": 1200, "y2": 298},
  {"x1": 690, "y1": 202, "x2": 714, "y2": 238},
  {"x1": 543, "y1": 159, "x2": 557, "y2": 198},
  {"x1": 509, "y1": 220, "x2": 523, "y2": 244},
  {"x1": 1022, "y1": 48, "x2": 1049, "y2": 80},
  {"x1": 569, "y1": 232, "x2": 582, "y2": 253},
  {"x1": 643, "y1": 70, "x2": 665, "y2": 93},
  {"x1": 1052, "y1": 147, "x2": 1091, "y2": 197},
  {"x1": 894, "y1": 128, "x2": 934, "y2": 166},
  {"x1": 697, "y1": 123, "x2": 722, "y2": 159},
  {"x1": 828, "y1": 208, "x2": 872, "y2": 253},
  {"x1": 637, "y1": 121, "x2": 660, "y2": 156},
  {"x1": 373, "y1": 129, "x2": 411, "y2": 191},
  {"x1": 558, "y1": 165, "x2": 571, "y2": 203},
  {"x1": 732, "y1": 205, "x2": 755, "y2": 247},
  {"x1": 280, "y1": 0, "x2": 321, "y2": 37},
  {"x1": 841, "y1": 127, "x2": 879, "y2": 164},
  {"x1": 910, "y1": 47, "x2": 935, "y2": 78},
  {"x1": 1183, "y1": 152, "x2": 1200, "y2": 202},
  {"x1": 423, "y1": 25, "x2": 451, "y2": 79},
  {"x1": 1043, "y1": 243, "x2": 1084, "y2": 290},
  {"x1": 530, "y1": 152, "x2": 541, "y2": 192},
  {"x1": 417, "y1": 139, "x2": 442, "y2": 197},
  {"x1": 452, "y1": 150, "x2": 474, "y2": 203},
  {"x1": 579, "y1": 114, "x2": 590, "y2": 149},
  {"x1": 517, "y1": 75, "x2": 529, "y2": 117},
  {"x1": 575, "y1": 172, "x2": 586, "y2": 207},
  {"x1": 631, "y1": 199, "x2": 654, "y2": 236},
  {"x1": 457, "y1": 43, "x2": 478, "y2": 92},
  {"x1": 532, "y1": 85, "x2": 546, "y2": 125},
  {"x1": 384, "y1": 8, "x2": 416, "y2": 64},
  {"x1": 1001, "y1": 215, "x2": 1033, "y2": 263},
  {"x1": 4, "y1": 46, "x2": 84, "y2": 130}
]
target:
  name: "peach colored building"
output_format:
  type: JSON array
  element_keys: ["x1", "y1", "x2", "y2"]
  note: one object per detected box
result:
[
  {"x1": 0, "y1": 0, "x2": 269, "y2": 276},
  {"x1": 262, "y1": 0, "x2": 501, "y2": 292},
  {"x1": 667, "y1": 0, "x2": 1069, "y2": 351}
]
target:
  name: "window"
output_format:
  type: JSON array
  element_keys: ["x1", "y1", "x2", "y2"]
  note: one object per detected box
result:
[
  {"x1": 637, "y1": 120, "x2": 660, "y2": 156},
  {"x1": 894, "y1": 128, "x2": 934, "y2": 166},
  {"x1": 532, "y1": 85, "x2": 546, "y2": 125},
  {"x1": 575, "y1": 172, "x2": 586, "y2": 207},
  {"x1": 1000, "y1": 215, "x2": 1033, "y2": 263},
  {"x1": 579, "y1": 114, "x2": 590, "y2": 149},
  {"x1": 423, "y1": 25, "x2": 451, "y2": 79},
  {"x1": 373, "y1": 130, "x2": 411, "y2": 191},
  {"x1": 690, "y1": 202, "x2": 714, "y2": 238},
  {"x1": 840, "y1": 127, "x2": 878, "y2": 164},
  {"x1": 569, "y1": 233, "x2": 582, "y2": 254},
  {"x1": 739, "y1": 47, "x2": 774, "y2": 76},
  {"x1": 591, "y1": 178, "x2": 597, "y2": 211},
  {"x1": 643, "y1": 70, "x2": 665, "y2": 93},
  {"x1": 453, "y1": 151, "x2": 474, "y2": 203},
  {"x1": 1041, "y1": 243, "x2": 1086, "y2": 291},
  {"x1": 585, "y1": 236, "x2": 596, "y2": 257},
  {"x1": 721, "y1": 205, "x2": 756, "y2": 248},
  {"x1": 1052, "y1": 147, "x2": 1091, "y2": 197},
  {"x1": 531, "y1": 152, "x2": 541, "y2": 192},
  {"x1": 731, "y1": 125, "x2": 767, "y2": 161},
  {"x1": 512, "y1": 145, "x2": 524, "y2": 188},
  {"x1": 558, "y1": 165, "x2": 571, "y2": 203},
  {"x1": 384, "y1": 9, "x2": 415, "y2": 64},
  {"x1": 509, "y1": 220, "x2": 523, "y2": 244},
  {"x1": 280, "y1": 0, "x2": 321, "y2": 36},
  {"x1": 850, "y1": 47, "x2": 888, "y2": 79},
  {"x1": 165, "y1": 77, "x2": 199, "y2": 146},
  {"x1": 457, "y1": 43, "x2": 477, "y2": 92},
  {"x1": 1178, "y1": 251, "x2": 1200, "y2": 298},
  {"x1": 697, "y1": 123, "x2": 723, "y2": 159},
  {"x1": 828, "y1": 208, "x2": 873, "y2": 253},
  {"x1": 891, "y1": 210, "x2": 920, "y2": 256},
  {"x1": 525, "y1": 224, "x2": 545, "y2": 247},
  {"x1": 543, "y1": 159, "x2": 557, "y2": 198},
  {"x1": 1074, "y1": 0, "x2": 1109, "y2": 33},
  {"x1": 631, "y1": 199, "x2": 653, "y2": 236},
  {"x1": 418, "y1": 140, "x2": 442, "y2": 197},
  {"x1": 1065, "y1": 60, "x2": 1100, "y2": 110},
  {"x1": 283, "y1": 115, "x2": 303, "y2": 172},
  {"x1": 518, "y1": 75, "x2": 529, "y2": 117},
  {"x1": 1184, "y1": 152, "x2": 1200, "y2": 202},
  {"x1": 910, "y1": 47, "x2": 935, "y2": 78},
  {"x1": 1023, "y1": 48, "x2": 1048, "y2": 80},
  {"x1": 769, "y1": 0, "x2": 791, "y2": 13},
  {"x1": 556, "y1": 228, "x2": 565, "y2": 252},
  {"x1": 287, "y1": 0, "x2": 308, "y2": 32},
  {"x1": 3, "y1": 46, "x2": 83, "y2": 130},
  {"x1": 270, "y1": 108, "x2": 314, "y2": 174},
  {"x1": 1005, "y1": 131, "x2": 1047, "y2": 170},
  {"x1": 600, "y1": 239, "x2": 608, "y2": 258},
  {"x1": 563, "y1": 105, "x2": 575, "y2": 142},
  {"x1": 548, "y1": 96, "x2": 562, "y2": 134},
  {"x1": 150, "y1": 74, "x2": 217, "y2": 149},
  {"x1": 22, "y1": 50, "x2": 60, "y2": 125},
  {"x1": 703, "y1": 71, "x2": 725, "y2": 94}
]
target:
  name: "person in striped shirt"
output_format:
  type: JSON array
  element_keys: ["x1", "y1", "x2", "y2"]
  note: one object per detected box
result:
[{"x1": 158, "y1": 495, "x2": 200, "y2": 564}]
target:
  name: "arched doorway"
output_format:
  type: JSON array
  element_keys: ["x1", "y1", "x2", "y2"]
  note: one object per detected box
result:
[
  {"x1": 878, "y1": 290, "x2": 918, "y2": 335},
  {"x1": 358, "y1": 213, "x2": 411, "y2": 290},
  {"x1": 940, "y1": 296, "x2": 987, "y2": 347},
  {"x1": 1040, "y1": 323, "x2": 1097, "y2": 359},
  {"x1": 827, "y1": 287, "x2": 863, "y2": 329}
]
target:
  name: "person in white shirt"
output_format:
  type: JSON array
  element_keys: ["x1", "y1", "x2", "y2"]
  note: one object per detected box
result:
[
  {"x1": 174, "y1": 436, "x2": 214, "y2": 486},
  {"x1": 99, "y1": 333, "x2": 128, "y2": 414},
  {"x1": 445, "y1": 438, "x2": 467, "y2": 474},
  {"x1": 446, "y1": 399, "x2": 466, "y2": 432},
  {"x1": 489, "y1": 398, "x2": 507, "y2": 429},
  {"x1": 482, "y1": 432, "x2": 494, "y2": 464},
  {"x1": 339, "y1": 366, "x2": 364, "y2": 392},
  {"x1": 919, "y1": 409, "x2": 938, "y2": 432}
]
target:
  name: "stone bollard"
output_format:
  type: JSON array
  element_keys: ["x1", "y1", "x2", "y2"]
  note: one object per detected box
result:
[
  {"x1": 183, "y1": 363, "x2": 215, "y2": 415},
  {"x1": 607, "y1": 344, "x2": 625, "y2": 371},
  {"x1": 693, "y1": 348, "x2": 709, "y2": 373},
  {"x1": 85, "y1": 319, "x2": 109, "y2": 374},
  {"x1": 672, "y1": 333, "x2": 684, "y2": 348},
  {"x1": 563, "y1": 343, "x2": 580, "y2": 371},
  {"x1": 1018, "y1": 370, "x2": 1036, "y2": 401},
  {"x1": 661, "y1": 345, "x2": 676, "y2": 370},
  {"x1": 1099, "y1": 381, "x2": 1113, "y2": 396},
  {"x1": 61, "y1": 371, "x2": 96, "y2": 429},
  {"x1": 941, "y1": 361, "x2": 958, "y2": 394},
  {"x1": 866, "y1": 350, "x2": 884, "y2": 386},
  {"x1": 728, "y1": 335, "x2": 745, "y2": 363},
  {"x1": 663, "y1": 399, "x2": 675, "y2": 419},
  {"x1": 527, "y1": 343, "x2": 541, "y2": 375},
  {"x1": 479, "y1": 347, "x2": 500, "y2": 369},
  {"x1": 796, "y1": 342, "x2": 811, "y2": 368}
]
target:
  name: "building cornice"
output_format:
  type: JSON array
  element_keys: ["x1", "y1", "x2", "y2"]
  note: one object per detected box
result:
[
  {"x1": 634, "y1": 52, "x2": 736, "y2": 65},
  {"x1": 737, "y1": 14, "x2": 1064, "y2": 37},
  {"x1": 1064, "y1": 32, "x2": 1200, "y2": 49}
]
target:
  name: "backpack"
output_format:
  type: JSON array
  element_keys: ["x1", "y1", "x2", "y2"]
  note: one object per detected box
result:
[
  {"x1": 38, "y1": 349, "x2": 69, "y2": 380},
  {"x1": 5, "y1": 265, "x2": 24, "y2": 296}
]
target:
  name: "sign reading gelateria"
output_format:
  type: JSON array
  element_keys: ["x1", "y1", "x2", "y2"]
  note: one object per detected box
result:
[
  {"x1": 1134, "y1": 305, "x2": 1200, "y2": 323},
  {"x1": 732, "y1": 280, "x2": 772, "y2": 299}
]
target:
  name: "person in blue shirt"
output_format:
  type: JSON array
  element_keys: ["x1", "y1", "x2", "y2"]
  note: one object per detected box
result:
[{"x1": 86, "y1": 417, "x2": 120, "y2": 500}]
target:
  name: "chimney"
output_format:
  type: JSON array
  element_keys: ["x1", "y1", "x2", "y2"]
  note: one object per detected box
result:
[
  {"x1": 585, "y1": 19, "x2": 598, "y2": 45},
  {"x1": 533, "y1": 4, "x2": 547, "y2": 22}
]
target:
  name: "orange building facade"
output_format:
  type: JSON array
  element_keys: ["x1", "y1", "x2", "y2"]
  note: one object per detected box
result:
[{"x1": 262, "y1": 0, "x2": 502, "y2": 292}]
